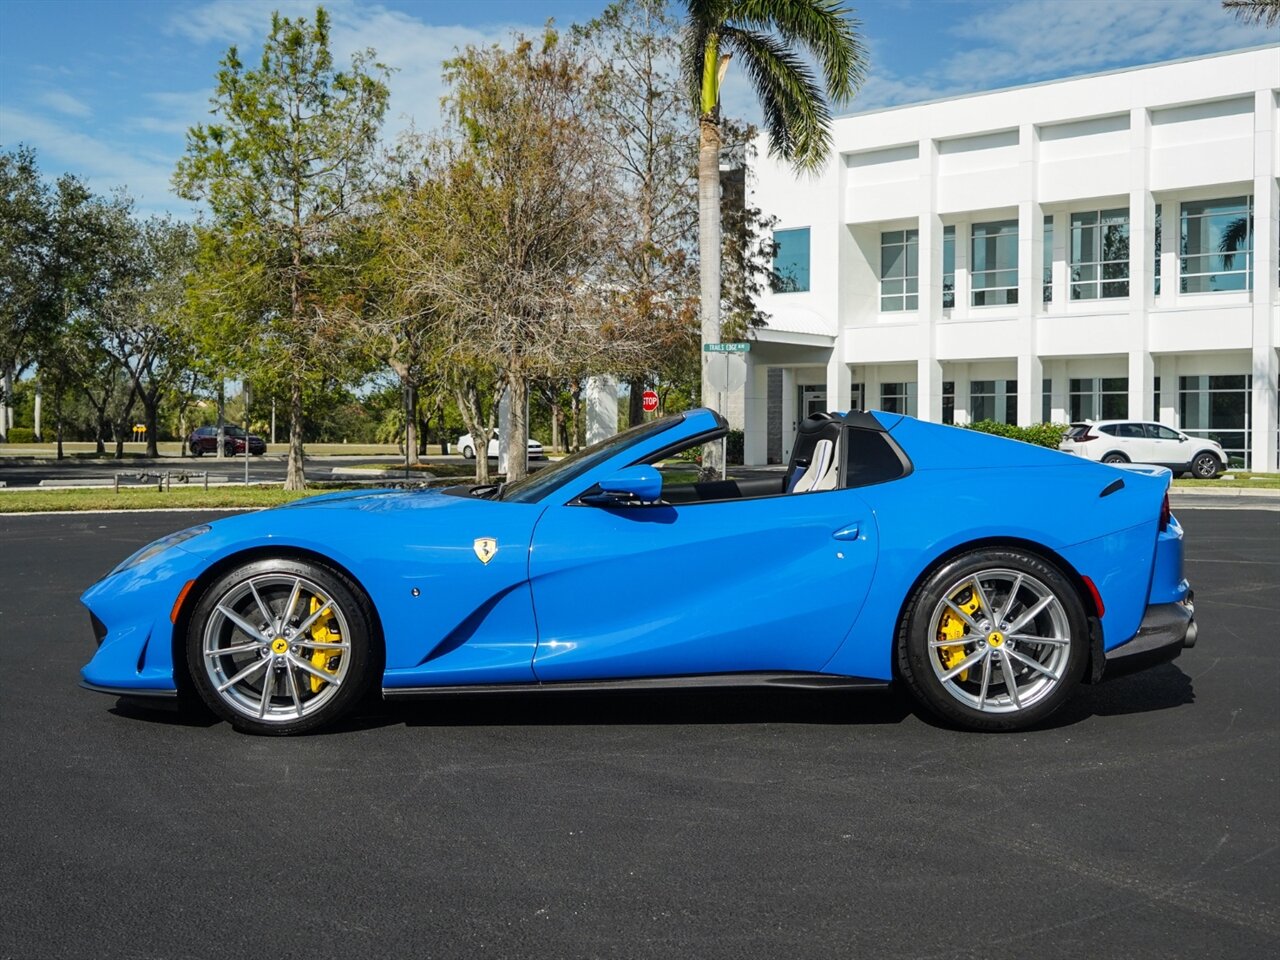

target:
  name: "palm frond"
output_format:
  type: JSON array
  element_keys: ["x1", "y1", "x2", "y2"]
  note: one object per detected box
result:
[
  {"x1": 723, "y1": 26, "x2": 831, "y2": 169},
  {"x1": 680, "y1": 16, "x2": 714, "y2": 115},
  {"x1": 733, "y1": 0, "x2": 867, "y2": 104},
  {"x1": 1222, "y1": 0, "x2": 1280, "y2": 29}
]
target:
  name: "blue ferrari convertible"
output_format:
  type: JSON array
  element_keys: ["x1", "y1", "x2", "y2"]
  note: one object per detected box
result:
[{"x1": 81, "y1": 408, "x2": 1197, "y2": 735}]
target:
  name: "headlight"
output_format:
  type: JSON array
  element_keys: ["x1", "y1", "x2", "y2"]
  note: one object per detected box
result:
[{"x1": 111, "y1": 525, "x2": 211, "y2": 575}]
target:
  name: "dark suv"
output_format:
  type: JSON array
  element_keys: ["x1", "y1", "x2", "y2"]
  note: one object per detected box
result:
[{"x1": 188, "y1": 425, "x2": 267, "y2": 457}]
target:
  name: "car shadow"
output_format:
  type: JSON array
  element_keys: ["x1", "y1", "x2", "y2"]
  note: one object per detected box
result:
[
  {"x1": 105, "y1": 663, "x2": 1195, "y2": 735},
  {"x1": 383, "y1": 686, "x2": 915, "y2": 730}
]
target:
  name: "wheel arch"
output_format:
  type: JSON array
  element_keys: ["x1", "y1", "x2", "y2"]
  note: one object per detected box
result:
[
  {"x1": 1101, "y1": 450, "x2": 1129, "y2": 463},
  {"x1": 170, "y1": 544, "x2": 387, "y2": 699},
  {"x1": 890, "y1": 535, "x2": 1102, "y2": 680}
]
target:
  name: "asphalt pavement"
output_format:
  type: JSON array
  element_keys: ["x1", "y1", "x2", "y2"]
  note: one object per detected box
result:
[{"x1": 0, "y1": 508, "x2": 1277, "y2": 959}]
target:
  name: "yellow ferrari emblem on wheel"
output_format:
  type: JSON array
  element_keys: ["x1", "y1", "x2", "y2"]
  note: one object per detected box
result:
[
  {"x1": 473, "y1": 537, "x2": 498, "y2": 565},
  {"x1": 988, "y1": 631, "x2": 1005, "y2": 647}
]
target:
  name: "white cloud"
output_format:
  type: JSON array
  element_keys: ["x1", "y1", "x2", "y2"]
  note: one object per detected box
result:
[
  {"x1": 36, "y1": 90, "x2": 92, "y2": 118},
  {"x1": 853, "y1": 0, "x2": 1266, "y2": 112},
  {"x1": 0, "y1": 107, "x2": 192, "y2": 218},
  {"x1": 168, "y1": 0, "x2": 551, "y2": 139},
  {"x1": 943, "y1": 0, "x2": 1261, "y2": 87}
]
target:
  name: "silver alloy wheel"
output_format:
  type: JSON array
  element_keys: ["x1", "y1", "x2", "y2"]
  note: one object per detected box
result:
[
  {"x1": 926, "y1": 568, "x2": 1072, "y2": 714},
  {"x1": 201, "y1": 573, "x2": 353, "y2": 724},
  {"x1": 1193, "y1": 453, "x2": 1219, "y2": 478}
]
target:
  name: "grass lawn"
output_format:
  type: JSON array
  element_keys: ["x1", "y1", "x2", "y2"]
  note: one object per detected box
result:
[
  {"x1": 0, "y1": 485, "x2": 360, "y2": 514},
  {"x1": 1173, "y1": 472, "x2": 1280, "y2": 490}
]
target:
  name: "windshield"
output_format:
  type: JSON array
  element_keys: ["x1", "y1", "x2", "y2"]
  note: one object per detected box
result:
[{"x1": 500, "y1": 416, "x2": 683, "y2": 504}]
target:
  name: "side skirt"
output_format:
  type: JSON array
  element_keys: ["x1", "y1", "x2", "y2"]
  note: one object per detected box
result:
[{"x1": 383, "y1": 672, "x2": 889, "y2": 700}]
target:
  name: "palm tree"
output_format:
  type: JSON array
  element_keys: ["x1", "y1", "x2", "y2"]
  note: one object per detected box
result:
[{"x1": 680, "y1": 0, "x2": 865, "y2": 472}]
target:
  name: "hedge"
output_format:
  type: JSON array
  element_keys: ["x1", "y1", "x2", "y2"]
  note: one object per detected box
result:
[
  {"x1": 3, "y1": 427, "x2": 36, "y2": 444},
  {"x1": 964, "y1": 419, "x2": 1068, "y2": 449}
]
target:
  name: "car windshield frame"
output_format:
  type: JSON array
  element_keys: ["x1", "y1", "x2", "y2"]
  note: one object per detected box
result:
[{"x1": 497, "y1": 416, "x2": 685, "y2": 504}]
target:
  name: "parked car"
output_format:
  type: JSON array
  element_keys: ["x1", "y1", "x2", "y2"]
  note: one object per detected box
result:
[
  {"x1": 81, "y1": 408, "x2": 1196, "y2": 736},
  {"x1": 188, "y1": 425, "x2": 267, "y2": 457},
  {"x1": 454, "y1": 429, "x2": 545, "y2": 460},
  {"x1": 1058, "y1": 420, "x2": 1227, "y2": 478}
]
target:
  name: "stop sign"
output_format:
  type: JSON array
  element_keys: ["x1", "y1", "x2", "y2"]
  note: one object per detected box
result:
[{"x1": 641, "y1": 390, "x2": 659, "y2": 413}]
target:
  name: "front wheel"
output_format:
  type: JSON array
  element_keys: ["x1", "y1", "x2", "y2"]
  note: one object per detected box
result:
[
  {"x1": 897, "y1": 549, "x2": 1089, "y2": 731},
  {"x1": 1191, "y1": 452, "x2": 1221, "y2": 479},
  {"x1": 461, "y1": 445, "x2": 475, "y2": 460},
  {"x1": 186, "y1": 558, "x2": 377, "y2": 735},
  {"x1": 190, "y1": 445, "x2": 203, "y2": 457}
]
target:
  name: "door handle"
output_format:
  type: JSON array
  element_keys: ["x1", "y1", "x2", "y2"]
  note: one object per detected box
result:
[{"x1": 832, "y1": 522, "x2": 862, "y2": 541}]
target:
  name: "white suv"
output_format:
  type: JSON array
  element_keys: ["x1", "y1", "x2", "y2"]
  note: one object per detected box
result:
[{"x1": 1058, "y1": 420, "x2": 1227, "y2": 478}]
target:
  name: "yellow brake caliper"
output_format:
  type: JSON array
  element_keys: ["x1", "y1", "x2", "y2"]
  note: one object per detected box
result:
[
  {"x1": 938, "y1": 590, "x2": 981, "y2": 681},
  {"x1": 307, "y1": 596, "x2": 342, "y2": 693}
]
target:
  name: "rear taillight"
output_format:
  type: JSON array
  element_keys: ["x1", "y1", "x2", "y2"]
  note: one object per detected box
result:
[
  {"x1": 1075, "y1": 433, "x2": 1097, "y2": 442},
  {"x1": 1159, "y1": 492, "x2": 1171, "y2": 532}
]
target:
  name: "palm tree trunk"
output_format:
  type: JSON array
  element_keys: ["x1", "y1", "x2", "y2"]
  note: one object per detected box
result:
[{"x1": 698, "y1": 115, "x2": 724, "y2": 475}]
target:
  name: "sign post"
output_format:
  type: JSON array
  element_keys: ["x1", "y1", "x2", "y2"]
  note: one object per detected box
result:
[{"x1": 702, "y1": 344, "x2": 750, "y2": 478}]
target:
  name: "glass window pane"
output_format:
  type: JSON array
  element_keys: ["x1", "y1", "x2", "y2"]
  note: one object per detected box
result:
[
  {"x1": 1101, "y1": 280, "x2": 1129, "y2": 298},
  {"x1": 881, "y1": 244, "x2": 904, "y2": 278},
  {"x1": 773, "y1": 227, "x2": 810, "y2": 292}
]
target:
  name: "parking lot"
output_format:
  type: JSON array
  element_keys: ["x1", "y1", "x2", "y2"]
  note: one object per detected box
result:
[{"x1": 1, "y1": 507, "x2": 1277, "y2": 959}]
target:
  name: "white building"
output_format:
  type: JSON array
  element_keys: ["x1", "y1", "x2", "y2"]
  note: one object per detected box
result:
[{"x1": 743, "y1": 45, "x2": 1280, "y2": 472}]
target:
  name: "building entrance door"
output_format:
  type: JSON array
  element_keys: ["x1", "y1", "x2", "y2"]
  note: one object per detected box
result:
[{"x1": 800, "y1": 386, "x2": 827, "y2": 420}]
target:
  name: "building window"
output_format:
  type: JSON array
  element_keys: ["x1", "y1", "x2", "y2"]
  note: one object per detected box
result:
[
  {"x1": 970, "y1": 379, "x2": 1017, "y2": 424},
  {"x1": 971, "y1": 220, "x2": 1018, "y2": 306},
  {"x1": 1153, "y1": 375, "x2": 1161, "y2": 417},
  {"x1": 772, "y1": 227, "x2": 810, "y2": 293},
  {"x1": 942, "y1": 381, "x2": 955, "y2": 424},
  {"x1": 1042, "y1": 378, "x2": 1052, "y2": 423},
  {"x1": 880, "y1": 381, "x2": 917, "y2": 417},
  {"x1": 1069, "y1": 377, "x2": 1128, "y2": 421},
  {"x1": 1181, "y1": 197, "x2": 1252, "y2": 293},
  {"x1": 880, "y1": 229, "x2": 919, "y2": 311},
  {"x1": 943, "y1": 226, "x2": 955, "y2": 309},
  {"x1": 1070, "y1": 208, "x2": 1129, "y2": 300},
  {"x1": 1154, "y1": 204, "x2": 1161, "y2": 295},
  {"x1": 1043, "y1": 215, "x2": 1053, "y2": 303},
  {"x1": 1179, "y1": 374, "x2": 1252, "y2": 468}
]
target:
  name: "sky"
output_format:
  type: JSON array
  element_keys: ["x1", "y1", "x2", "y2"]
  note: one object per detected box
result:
[{"x1": 0, "y1": 0, "x2": 1272, "y2": 217}]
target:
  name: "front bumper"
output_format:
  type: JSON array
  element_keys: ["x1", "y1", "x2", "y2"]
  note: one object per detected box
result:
[{"x1": 1103, "y1": 592, "x2": 1197, "y2": 679}]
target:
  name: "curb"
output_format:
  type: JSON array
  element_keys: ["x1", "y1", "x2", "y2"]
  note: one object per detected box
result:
[{"x1": 1169, "y1": 486, "x2": 1280, "y2": 499}]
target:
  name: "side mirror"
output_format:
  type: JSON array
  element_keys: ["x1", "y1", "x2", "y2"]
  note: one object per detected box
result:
[{"x1": 582, "y1": 465, "x2": 662, "y2": 506}]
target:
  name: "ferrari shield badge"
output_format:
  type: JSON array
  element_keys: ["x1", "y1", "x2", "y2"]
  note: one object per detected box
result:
[{"x1": 473, "y1": 537, "x2": 498, "y2": 565}]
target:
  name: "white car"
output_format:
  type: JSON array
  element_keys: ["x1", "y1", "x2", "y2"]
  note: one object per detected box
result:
[
  {"x1": 454, "y1": 429, "x2": 546, "y2": 461},
  {"x1": 1058, "y1": 420, "x2": 1227, "y2": 478}
]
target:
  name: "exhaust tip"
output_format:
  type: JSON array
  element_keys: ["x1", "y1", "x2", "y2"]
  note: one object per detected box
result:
[{"x1": 1184, "y1": 620, "x2": 1198, "y2": 649}]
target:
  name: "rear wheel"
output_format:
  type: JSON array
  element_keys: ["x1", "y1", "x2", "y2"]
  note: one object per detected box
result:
[
  {"x1": 1191, "y1": 452, "x2": 1221, "y2": 479},
  {"x1": 1102, "y1": 452, "x2": 1128, "y2": 464},
  {"x1": 897, "y1": 549, "x2": 1088, "y2": 731},
  {"x1": 190, "y1": 444, "x2": 203, "y2": 457},
  {"x1": 186, "y1": 558, "x2": 377, "y2": 735}
]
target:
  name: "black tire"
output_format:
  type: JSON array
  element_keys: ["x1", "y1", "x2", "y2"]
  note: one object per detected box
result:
[
  {"x1": 190, "y1": 445, "x2": 203, "y2": 457},
  {"x1": 461, "y1": 445, "x2": 475, "y2": 460},
  {"x1": 1102, "y1": 452, "x2": 1128, "y2": 464},
  {"x1": 896, "y1": 548, "x2": 1089, "y2": 732},
  {"x1": 1190, "y1": 452, "x2": 1221, "y2": 479},
  {"x1": 186, "y1": 557, "x2": 378, "y2": 736}
]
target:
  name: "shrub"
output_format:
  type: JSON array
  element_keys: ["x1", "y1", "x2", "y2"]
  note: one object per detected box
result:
[
  {"x1": 965, "y1": 420, "x2": 1067, "y2": 449},
  {"x1": 4, "y1": 427, "x2": 36, "y2": 444}
]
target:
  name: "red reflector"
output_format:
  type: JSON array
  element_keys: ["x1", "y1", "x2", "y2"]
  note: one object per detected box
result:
[
  {"x1": 1081, "y1": 576, "x2": 1105, "y2": 618},
  {"x1": 1159, "y1": 492, "x2": 1171, "y2": 532},
  {"x1": 171, "y1": 579, "x2": 197, "y2": 624}
]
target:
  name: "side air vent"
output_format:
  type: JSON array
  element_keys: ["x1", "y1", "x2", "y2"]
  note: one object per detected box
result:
[{"x1": 1100, "y1": 478, "x2": 1125, "y2": 498}]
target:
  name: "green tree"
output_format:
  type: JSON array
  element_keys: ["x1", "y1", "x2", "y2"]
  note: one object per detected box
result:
[
  {"x1": 98, "y1": 216, "x2": 198, "y2": 457},
  {"x1": 0, "y1": 146, "x2": 52, "y2": 436},
  {"x1": 407, "y1": 30, "x2": 636, "y2": 483},
  {"x1": 680, "y1": 0, "x2": 866, "y2": 472},
  {"x1": 174, "y1": 6, "x2": 391, "y2": 489},
  {"x1": 574, "y1": 0, "x2": 701, "y2": 427}
]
